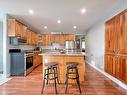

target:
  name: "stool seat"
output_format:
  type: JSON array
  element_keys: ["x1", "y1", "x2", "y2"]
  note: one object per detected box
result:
[
  {"x1": 67, "y1": 64, "x2": 77, "y2": 69},
  {"x1": 44, "y1": 62, "x2": 58, "y2": 68}
]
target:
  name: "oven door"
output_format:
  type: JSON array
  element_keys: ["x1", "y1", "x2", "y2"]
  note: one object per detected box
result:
[{"x1": 25, "y1": 55, "x2": 33, "y2": 75}]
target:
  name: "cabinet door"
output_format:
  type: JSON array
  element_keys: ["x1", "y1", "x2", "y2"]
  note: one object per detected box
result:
[
  {"x1": 26, "y1": 29, "x2": 32, "y2": 45},
  {"x1": 105, "y1": 18, "x2": 116, "y2": 54},
  {"x1": 35, "y1": 33, "x2": 38, "y2": 46},
  {"x1": 8, "y1": 19, "x2": 16, "y2": 36},
  {"x1": 42, "y1": 34, "x2": 46, "y2": 46},
  {"x1": 21, "y1": 25, "x2": 27, "y2": 40},
  {"x1": 54, "y1": 34, "x2": 60, "y2": 43},
  {"x1": 31, "y1": 32, "x2": 37, "y2": 46},
  {"x1": 45, "y1": 34, "x2": 51, "y2": 45},
  {"x1": 15, "y1": 21, "x2": 21, "y2": 37},
  {"x1": 116, "y1": 56, "x2": 127, "y2": 83},
  {"x1": 59, "y1": 35, "x2": 64, "y2": 45},
  {"x1": 33, "y1": 55, "x2": 36, "y2": 68},
  {"x1": 105, "y1": 54, "x2": 116, "y2": 76},
  {"x1": 117, "y1": 12, "x2": 127, "y2": 55},
  {"x1": 65, "y1": 34, "x2": 75, "y2": 41}
]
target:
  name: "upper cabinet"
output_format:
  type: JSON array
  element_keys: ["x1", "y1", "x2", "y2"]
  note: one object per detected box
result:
[
  {"x1": 21, "y1": 25, "x2": 27, "y2": 40},
  {"x1": 117, "y1": 12, "x2": 127, "y2": 55},
  {"x1": 42, "y1": 34, "x2": 75, "y2": 46},
  {"x1": 8, "y1": 19, "x2": 75, "y2": 46},
  {"x1": 26, "y1": 29, "x2": 32, "y2": 45},
  {"x1": 105, "y1": 17, "x2": 117, "y2": 54},
  {"x1": 8, "y1": 19, "x2": 39, "y2": 46},
  {"x1": 105, "y1": 10, "x2": 127, "y2": 55},
  {"x1": 8, "y1": 19, "x2": 22, "y2": 37},
  {"x1": 31, "y1": 32, "x2": 38, "y2": 46}
]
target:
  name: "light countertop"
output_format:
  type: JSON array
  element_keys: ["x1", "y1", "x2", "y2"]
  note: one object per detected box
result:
[{"x1": 39, "y1": 52, "x2": 85, "y2": 56}]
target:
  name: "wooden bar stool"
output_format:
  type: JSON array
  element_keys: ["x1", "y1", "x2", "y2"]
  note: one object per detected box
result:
[
  {"x1": 41, "y1": 62, "x2": 59, "y2": 94},
  {"x1": 65, "y1": 62, "x2": 81, "y2": 94}
]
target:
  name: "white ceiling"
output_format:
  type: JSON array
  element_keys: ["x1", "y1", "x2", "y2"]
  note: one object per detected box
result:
[{"x1": 0, "y1": 0, "x2": 123, "y2": 34}]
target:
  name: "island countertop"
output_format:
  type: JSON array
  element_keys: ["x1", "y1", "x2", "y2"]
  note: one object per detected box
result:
[{"x1": 39, "y1": 52, "x2": 85, "y2": 56}]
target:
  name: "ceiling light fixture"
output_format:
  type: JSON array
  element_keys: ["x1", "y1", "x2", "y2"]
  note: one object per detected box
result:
[
  {"x1": 81, "y1": 8, "x2": 86, "y2": 14},
  {"x1": 57, "y1": 20, "x2": 61, "y2": 24},
  {"x1": 28, "y1": 9, "x2": 34, "y2": 15},
  {"x1": 44, "y1": 26, "x2": 48, "y2": 29},
  {"x1": 73, "y1": 26, "x2": 77, "y2": 29}
]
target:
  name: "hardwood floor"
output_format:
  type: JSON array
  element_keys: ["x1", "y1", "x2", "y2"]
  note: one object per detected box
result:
[{"x1": 0, "y1": 63, "x2": 127, "y2": 95}]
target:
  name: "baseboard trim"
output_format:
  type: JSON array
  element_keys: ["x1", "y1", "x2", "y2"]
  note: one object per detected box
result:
[{"x1": 86, "y1": 61, "x2": 127, "y2": 90}]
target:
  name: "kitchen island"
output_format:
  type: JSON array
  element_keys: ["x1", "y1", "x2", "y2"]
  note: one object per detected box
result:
[{"x1": 39, "y1": 52, "x2": 85, "y2": 83}]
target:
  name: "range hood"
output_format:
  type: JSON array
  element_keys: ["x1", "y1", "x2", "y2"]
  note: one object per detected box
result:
[{"x1": 10, "y1": 37, "x2": 27, "y2": 45}]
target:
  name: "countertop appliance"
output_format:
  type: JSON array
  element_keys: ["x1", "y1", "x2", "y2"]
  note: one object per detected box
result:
[{"x1": 9, "y1": 49, "x2": 34, "y2": 76}]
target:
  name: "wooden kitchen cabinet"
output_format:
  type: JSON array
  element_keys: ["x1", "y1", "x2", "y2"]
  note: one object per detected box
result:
[
  {"x1": 105, "y1": 18, "x2": 117, "y2": 54},
  {"x1": 42, "y1": 34, "x2": 46, "y2": 46},
  {"x1": 31, "y1": 32, "x2": 38, "y2": 46},
  {"x1": 8, "y1": 19, "x2": 22, "y2": 37},
  {"x1": 117, "y1": 12, "x2": 127, "y2": 55},
  {"x1": 34, "y1": 33, "x2": 38, "y2": 46},
  {"x1": 8, "y1": 18, "x2": 39, "y2": 46},
  {"x1": 41, "y1": 34, "x2": 75, "y2": 46},
  {"x1": 105, "y1": 54, "x2": 127, "y2": 83},
  {"x1": 8, "y1": 19, "x2": 28, "y2": 40},
  {"x1": 33, "y1": 53, "x2": 42, "y2": 68},
  {"x1": 105, "y1": 54, "x2": 116, "y2": 76},
  {"x1": 116, "y1": 56, "x2": 127, "y2": 83},
  {"x1": 105, "y1": 9, "x2": 127, "y2": 83},
  {"x1": 65, "y1": 34, "x2": 75, "y2": 41},
  {"x1": 21, "y1": 25, "x2": 27, "y2": 40},
  {"x1": 26, "y1": 29, "x2": 32, "y2": 45}
]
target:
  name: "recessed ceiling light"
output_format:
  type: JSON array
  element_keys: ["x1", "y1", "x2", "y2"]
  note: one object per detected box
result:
[
  {"x1": 28, "y1": 9, "x2": 34, "y2": 15},
  {"x1": 57, "y1": 20, "x2": 61, "y2": 24},
  {"x1": 81, "y1": 8, "x2": 86, "y2": 14},
  {"x1": 44, "y1": 26, "x2": 48, "y2": 29},
  {"x1": 73, "y1": 26, "x2": 77, "y2": 29}
]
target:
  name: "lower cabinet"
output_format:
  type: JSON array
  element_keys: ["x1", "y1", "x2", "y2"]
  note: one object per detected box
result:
[
  {"x1": 33, "y1": 53, "x2": 42, "y2": 68},
  {"x1": 105, "y1": 54, "x2": 116, "y2": 76},
  {"x1": 116, "y1": 56, "x2": 127, "y2": 83},
  {"x1": 105, "y1": 54, "x2": 127, "y2": 83}
]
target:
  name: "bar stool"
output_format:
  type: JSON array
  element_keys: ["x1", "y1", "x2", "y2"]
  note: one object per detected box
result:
[
  {"x1": 41, "y1": 62, "x2": 59, "y2": 94},
  {"x1": 65, "y1": 62, "x2": 81, "y2": 94}
]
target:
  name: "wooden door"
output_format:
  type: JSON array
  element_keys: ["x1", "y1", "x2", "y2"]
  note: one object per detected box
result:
[
  {"x1": 117, "y1": 12, "x2": 127, "y2": 55},
  {"x1": 116, "y1": 56, "x2": 127, "y2": 83},
  {"x1": 105, "y1": 18, "x2": 116, "y2": 54},
  {"x1": 105, "y1": 54, "x2": 116, "y2": 76}
]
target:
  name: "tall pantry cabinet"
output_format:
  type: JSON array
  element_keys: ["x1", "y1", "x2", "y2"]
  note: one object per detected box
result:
[{"x1": 105, "y1": 9, "x2": 127, "y2": 84}]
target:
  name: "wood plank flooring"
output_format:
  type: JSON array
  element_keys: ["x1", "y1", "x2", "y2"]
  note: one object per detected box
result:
[{"x1": 0, "y1": 63, "x2": 127, "y2": 95}]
